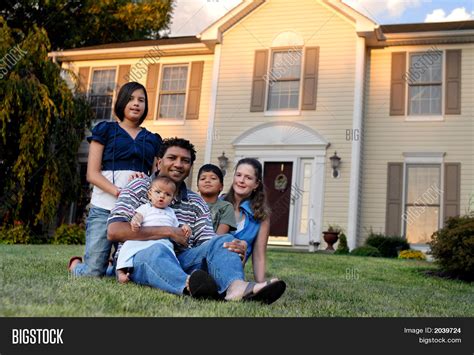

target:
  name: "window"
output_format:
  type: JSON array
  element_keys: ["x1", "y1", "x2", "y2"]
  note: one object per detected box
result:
[
  {"x1": 267, "y1": 50, "x2": 302, "y2": 111},
  {"x1": 158, "y1": 65, "x2": 188, "y2": 120},
  {"x1": 89, "y1": 69, "x2": 116, "y2": 121},
  {"x1": 408, "y1": 52, "x2": 442, "y2": 115},
  {"x1": 404, "y1": 165, "x2": 441, "y2": 244}
]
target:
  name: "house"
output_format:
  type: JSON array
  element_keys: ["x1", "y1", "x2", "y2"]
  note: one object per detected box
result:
[{"x1": 49, "y1": 0, "x2": 474, "y2": 250}]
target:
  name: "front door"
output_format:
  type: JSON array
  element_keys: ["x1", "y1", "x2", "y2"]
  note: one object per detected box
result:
[{"x1": 263, "y1": 162, "x2": 293, "y2": 239}]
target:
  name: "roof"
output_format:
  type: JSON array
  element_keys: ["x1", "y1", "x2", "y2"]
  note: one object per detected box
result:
[
  {"x1": 380, "y1": 20, "x2": 474, "y2": 34},
  {"x1": 63, "y1": 36, "x2": 201, "y2": 52}
]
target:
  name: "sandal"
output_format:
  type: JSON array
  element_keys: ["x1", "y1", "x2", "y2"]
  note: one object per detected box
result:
[
  {"x1": 242, "y1": 280, "x2": 286, "y2": 305},
  {"x1": 67, "y1": 256, "x2": 82, "y2": 272}
]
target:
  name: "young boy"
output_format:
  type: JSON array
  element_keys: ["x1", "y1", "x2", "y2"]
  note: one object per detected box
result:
[
  {"x1": 197, "y1": 164, "x2": 236, "y2": 235},
  {"x1": 116, "y1": 175, "x2": 191, "y2": 283}
]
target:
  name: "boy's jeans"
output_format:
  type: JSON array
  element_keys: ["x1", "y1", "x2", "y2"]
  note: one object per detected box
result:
[
  {"x1": 72, "y1": 205, "x2": 112, "y2": 277},
  {"x1": 130, "y1": 234, "x2": 245, "y2": 294}
]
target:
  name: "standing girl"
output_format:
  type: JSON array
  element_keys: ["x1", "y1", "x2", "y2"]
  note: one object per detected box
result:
[{"x1": 69, "y1": 82, "x2": 162, "y2": 277}]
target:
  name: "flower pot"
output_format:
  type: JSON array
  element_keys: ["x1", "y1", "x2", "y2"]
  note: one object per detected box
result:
[{"x1": 322, "y1": 231, "x2": 339, "y2": 251}]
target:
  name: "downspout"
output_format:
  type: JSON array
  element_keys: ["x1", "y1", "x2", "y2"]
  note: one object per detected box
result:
[
  {"x1": 347, "y1": 35, "x2": 366, "y2": 250},
  {"x1": 204, "y1": 43, "x2": 222, "y2": 164}
]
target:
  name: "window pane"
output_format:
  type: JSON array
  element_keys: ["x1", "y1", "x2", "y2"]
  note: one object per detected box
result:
[
  {"x1": 406, "y1": 206, "x2": 439, "y2": 244},
  {"x1": 409, "y1": 52, "x2": 442, "y2": 84},
  {"x1": 406, "y1": 166, "x2": 441, "y2": 204},
  {"x1": 89, "y1": 69, "x2": 116, "y2": 121},
  {"x1": 272, "y1": 51, "x2": 302, "y2": 79},
  {"x1": 161, "y1": 66, "x2": 188, "y2": 92},
  {"x1": 268, "y1": 80, "x2": 299, "y2": 110},
  {"x1": 159, "y1": 94, "x2": 185, "y2": 119},
  {"x1": 409, "y1": 85, "x2": 441, "y2": 115}
]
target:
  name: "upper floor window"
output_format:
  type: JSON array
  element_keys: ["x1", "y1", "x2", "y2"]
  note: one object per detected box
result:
[
  {"x1": 158, "y1": 65, "x2": 189, "y2": 120},
  {"x1": 408, "y1": 52, "x2": 442, "y2": 116},
  {"x1": 89, "y1": 69, "x2": 116, "y2": 121},
  {"x1": 267, "y1": 50, "x2": 302, "y2": 111}
]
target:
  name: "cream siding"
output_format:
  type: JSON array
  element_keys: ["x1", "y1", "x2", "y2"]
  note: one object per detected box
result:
[
  {"x1": 211, "y1": 0, "x2": 359, "y2": 241},
  {"x1": 360, "y1": 44, "x2": 474, "y2": 243}
]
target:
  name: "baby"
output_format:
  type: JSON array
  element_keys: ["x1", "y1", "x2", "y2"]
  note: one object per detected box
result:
[{"x1": 116, "y1": 175, "x2": 191, "y2": 283}]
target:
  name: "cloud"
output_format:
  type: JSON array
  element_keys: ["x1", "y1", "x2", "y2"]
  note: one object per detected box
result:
[
  {"x1": 425, "y1": 7, "x2": 474, "y2": 22},
  {"x1": 168, "y1": 0, "x2": 242, "y2": 36},
  {"x1": 343, "y1": 0, "x2": 422, "y2": 21}
]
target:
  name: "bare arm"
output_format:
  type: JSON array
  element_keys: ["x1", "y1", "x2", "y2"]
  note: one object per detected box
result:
[
  {"x1": 251, "y1": 218, "x2": 270, "y2": 283},
  {"x1": 87, "y1": 141, "x2": 120, "y2": 197},
  {"x1": 216, "y1": 224, "x2": 231, "y2": 235},
  {"x1": 107, "y1": 222, "x2": 188, "y2": 245}
]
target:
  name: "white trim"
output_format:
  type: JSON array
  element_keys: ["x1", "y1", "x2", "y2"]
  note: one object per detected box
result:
[
  {"x1": 405, "y1": 116, "x2": 444, "y2": 122},
  {"x1": 205, "y1": 44, "x2": 222, "y2": 164},
  {"x1": 403, "y1": 152, "x2": 445, "y2": 164},
  {"x1": 264, "y1": 110, "x2": 301, "y2": 116},
  {"x1": 346, "y1": 36, "x2": 366, "y2": 250}
]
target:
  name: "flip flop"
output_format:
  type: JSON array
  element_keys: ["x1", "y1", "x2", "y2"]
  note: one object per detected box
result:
[
  {"x1": 188, "y1": 270, "x2": 219, "y2": 300},
  {"x1": 67, "y1": 256, "x2": 82, "y2": 272},
  {"x1": 243, "y1": 280, "x2": 287, "y2": 305}
]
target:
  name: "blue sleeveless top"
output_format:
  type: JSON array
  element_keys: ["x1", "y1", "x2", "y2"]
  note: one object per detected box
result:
[{"x1": 231, "y1": 200, "x2": 261, "y2": 258}]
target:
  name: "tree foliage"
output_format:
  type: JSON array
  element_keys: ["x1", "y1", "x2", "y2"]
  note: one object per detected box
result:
[
  {"x1": 0, "y1": 0, "x2": 174, "y2": 50},
  {"x1": 0, "y1": 17, "x2": 94, "y2": 231}
]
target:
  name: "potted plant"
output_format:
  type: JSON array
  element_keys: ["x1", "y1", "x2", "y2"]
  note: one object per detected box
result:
[{"x1": 322, "y1": 224, "x2": 342, "y2": 251}]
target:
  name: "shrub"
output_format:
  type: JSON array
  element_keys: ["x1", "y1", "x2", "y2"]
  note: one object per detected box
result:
[
  {"x1": 429, "y1": 213, "x2": 474, "y2": 281},
  {"x1": 52, "y1": 224, "x2": 85, "y2": 245},
  {"x1": 334, "y1": 233, "x2": 349, "y2": 255},
  {"x1": 350, "y1": 245, "x2": 381, "y2": 257},
  {"x1": 365, "y1": 233, "x2": 410, "y2": 258},
  {"x1": 398, "y1": 250, "x2": 426, "y2": 261},
  {"x1": 0, "y1": 222, "x2": 31, "y2": 244}
]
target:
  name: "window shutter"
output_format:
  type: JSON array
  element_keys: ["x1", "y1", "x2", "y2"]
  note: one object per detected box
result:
[
  {"x1": 117, "y1": 65, "x2": 131, "y2": 93},
  {"x1": 390, "y1": 52, "x2": 406, "y2": 116},
  {"x1": 302, "y1": 46, "x2": 319, "y2": 110},
  {"x1": 445, "y1": 50, "x2": 461, "y2": 115},
  {"x1": 78, "y1": 67, "x2": 90, "y2": 94},
  {"x1": 385, "y1": 163, "x2": 403, "y2": 236},
  {"x1": 250, "y1": 49, "x2": 269, "y2": 112},
  {"x1": 186, "y1": 61, "x2": 204, "y2": 120},
  {"x1": 443, "y1": 163, "x2": 461, "y2": 221},
  {"x1": 145, "y1": 63, "x2": 160, "y2": 120}
]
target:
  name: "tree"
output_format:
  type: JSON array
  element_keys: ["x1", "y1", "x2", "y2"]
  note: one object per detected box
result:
[
  {"x1": 0, "y1": 0, "x2": 174, "y2": 50},
  {"x1": 0, "y1": 17, "x2": 94, "y2": 232}
]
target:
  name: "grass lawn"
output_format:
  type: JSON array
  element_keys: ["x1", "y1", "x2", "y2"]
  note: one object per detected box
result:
[{"x1": 0, "y1": 245, "x2": 472, "y2": 317}]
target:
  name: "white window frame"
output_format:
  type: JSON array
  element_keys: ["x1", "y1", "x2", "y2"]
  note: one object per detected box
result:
[
  {"x1": 88, "y1": 67, "x2": 118, "y2": 122},
  {"x1": 154, "y1": 63, "x2": 190, "y2": 125},
  {"x1": 401, "y1": 152, "x2": 445, "y2": 246},
  {"x1": 264, "y1": 47, "x2": 303, "y2": 116},
  {"x1": 405, "y1": 50, "x2": 445, "y2": 122}
]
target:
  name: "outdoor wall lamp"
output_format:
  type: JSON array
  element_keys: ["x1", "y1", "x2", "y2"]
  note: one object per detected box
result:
[
  {"x1": 330, "y1": 151, "x2": 341, "y2": 178},
  {"x1": 217, "y1": 151, "x2": 229, "y2": 177}
]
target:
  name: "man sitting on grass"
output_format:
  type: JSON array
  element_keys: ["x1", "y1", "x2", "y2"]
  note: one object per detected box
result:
[{"x1": 107, "y1": 137, "x2": 286, "y2": 304}]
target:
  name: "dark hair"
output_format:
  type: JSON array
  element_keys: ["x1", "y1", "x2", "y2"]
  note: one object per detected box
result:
[
  {"x1": 158, "y1": 137, "x2": 196, "y2": 164},
  {"x1": 114, "y1": 82, "x2": 148, "y2": 125},
  {"x1": 197, "y1": 164, "x2": 224, "y2": 184},
  {"x1": 151, "y1": 175, "x2": 177, "y2": 194},
  {"x1": 224, "y1": 158, "x2": 270, "y2": 222}
]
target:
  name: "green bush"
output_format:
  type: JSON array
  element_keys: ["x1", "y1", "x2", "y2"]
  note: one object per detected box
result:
[
  {"x1": 429, "y1": 213, "x2": 474, "y2": 281},
  {"x1": 0, "y1": 222, "x2": 31, "y2": 244},
  {"x1": 350, "y1": 245, "x2": 382, "y2": 257},
  {"x1": 365, "y1": 233, "x2": 410, "y2": 258},
  {"x1": 334, "y1": 233, "x2": 349, "y2": 255},
  {"x1": 52, "y1": 224, "x2": 85, "y2": 245}
]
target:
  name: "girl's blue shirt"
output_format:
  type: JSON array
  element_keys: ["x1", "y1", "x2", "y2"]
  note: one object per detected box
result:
[
  {"x1": 231, "y1": 200, "x2": 261, "y2": 258},
  {"x1": 87, "y1": 121, "x2": 161, "y2": 174}
]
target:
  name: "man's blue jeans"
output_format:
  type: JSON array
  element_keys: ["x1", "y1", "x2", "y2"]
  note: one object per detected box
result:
[
  {"x1": 130, "y1": 234, "x2": 245, "y2": 295},
  {"x1": 72, "y1": 205, "x2": 112, "y2": 277}
]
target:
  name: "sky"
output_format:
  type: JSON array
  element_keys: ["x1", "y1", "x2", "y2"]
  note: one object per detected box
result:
[{"x1": 167, "y1": 0, "x2": 474, "y2": 36}]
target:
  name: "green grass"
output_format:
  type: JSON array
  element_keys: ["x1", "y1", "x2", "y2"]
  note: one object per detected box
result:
[{"x1": 0, "y1": 245, "x2": 472, "y2": 317}]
